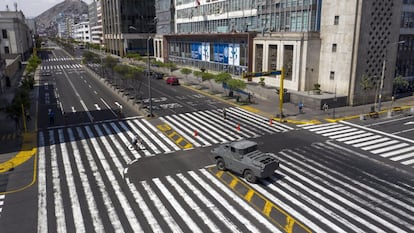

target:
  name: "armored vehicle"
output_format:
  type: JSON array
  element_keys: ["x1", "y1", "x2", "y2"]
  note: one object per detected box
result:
[{"x1": 210, "y1": 140, "x2": 279, "y2": 183}]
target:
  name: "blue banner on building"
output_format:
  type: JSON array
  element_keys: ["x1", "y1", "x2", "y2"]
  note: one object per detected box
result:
[
  {"x1": 191, "y1": 43, "x2": 202, "y2": 60},
  {"x1": 213, "y1": 43, "x2": 229, "y2": 64}
]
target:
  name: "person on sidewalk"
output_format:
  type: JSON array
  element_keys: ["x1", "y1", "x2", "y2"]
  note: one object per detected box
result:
[
  {"x1": 26, "y1": 111, "x2": 31, "y2": 121},
  {"x1": 299, "y1": 102, "x2": 304, "y2": 114},
  {"x1": 223, "y1": 108, "x2": 227, "y2": 119},
  {"x1": 48, "y1": 109, "x2": 55, "y2": 125}
]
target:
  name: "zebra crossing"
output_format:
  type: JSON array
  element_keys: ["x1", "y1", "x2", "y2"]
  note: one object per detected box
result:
[
  {"x1": 37, "y1": 125, "x2": 414, "y2": 232},
  {"x1": 0, "y1": 194, "x2": 4, "y2": 217},
  {"x1": 299, "y1": 121, "x2": 414, "y2": 167},
  {"x1": 160, "y1": 107, "x2": 293, "y2": 148},
  {"x1": 40, "y1": 64, "x2": 83, "y2": 70},
  {"x1": 45, "y1": 57, "x2": 75, "y2": 62}
]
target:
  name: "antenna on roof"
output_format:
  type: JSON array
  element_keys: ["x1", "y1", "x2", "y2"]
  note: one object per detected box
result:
[
  {"x1": 14, "y1": 2, "x2": 17, "y2": 12},
  {"x1": 6, "y1": 5, "x2": 9, "y2": 11}
]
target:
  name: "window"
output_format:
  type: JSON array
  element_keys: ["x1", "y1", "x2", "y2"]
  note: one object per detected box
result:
[
  {"x1": 4, "y1": 46, "x2": 9, "y2": 54},
  {"x1": 334, "y1": 16, "x2": 339, "y2": 25},
  {"x1": 330, "y1": 71, "x2": 335, "y2": 80},
  {"x1": 2, "y1": 29, "x2": 7, "y2": 39},
  {"x1": 332, "y1": 43, "x2": 337, "y2": 52}
]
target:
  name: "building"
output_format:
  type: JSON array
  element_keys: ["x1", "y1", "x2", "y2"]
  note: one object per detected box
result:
[
  {"x1": 397, "y1": 0, "x2": 414, "y2": 79},
  {"x1": 101, "y1": 0, "x2": 156, "y2": 56},
  {"x1": 89, "y1": 0, "x2": 103, "y2": 46},
  {"x1": 154, "y1": 0, "x2": 175, "y2": 62},
  {"x1": 0, "y1": 10, "x2": 33, "y2": 61},
  {"x1": 160, "y1": 0, "x2": 403, "y2": 106},
  {"x1": 72, "y1": 21, "x2": 90, "y2": 43}
]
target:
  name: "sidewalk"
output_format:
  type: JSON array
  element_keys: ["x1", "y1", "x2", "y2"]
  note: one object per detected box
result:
[
  {"x1": 125, "y1": 57, "x2": 414, "y2": 124},
  {"x1": 0, "y1": 68, "x2": 38, "y2": 174}
]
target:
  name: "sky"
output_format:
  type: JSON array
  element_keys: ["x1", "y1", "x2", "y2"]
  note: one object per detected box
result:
[{"x1": 1, "y1": 0, "x2": 93, "y2": 18}]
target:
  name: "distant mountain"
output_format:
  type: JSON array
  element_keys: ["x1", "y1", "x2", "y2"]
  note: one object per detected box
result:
[{"x1": 35, "y1": 0, "x2": 88, "y2": 36}]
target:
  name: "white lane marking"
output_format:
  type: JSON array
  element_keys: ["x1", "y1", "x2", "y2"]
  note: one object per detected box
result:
[
  {"x1": 307, "y1": 123, "x2": 340, "y2": 131},
  {"x1": 141, "y1": 181, "x2": 183, "y2": 233},
  {"x1": 101, "y1": 123, "x2": 133, "y2": 164},
  {"x1": 126, "y1": 182, "x2": 162, "y2": 233},
  {"x1": 279, "y1": 163, "x2": 406, "y2": 233},
  {"x1": 94, "y1": 91, "x2": 98, "y2": 95},
  {"x1": 196, "y1": 170, "x2": 274, "y2": 233},
  {"x1": 100, "y1": 98, "x2": 116, "y2": 116},
  {"x1": 353, "y1": 137, "x2": 390, "y2": 148},
  {"x1": 177, "y1": 113, "x2": 220, "y2": 144},
  {"x1": 62, "y1": 69, "x2": 93, "y2": 122},
  {"x1": 132, "y1": 119, "x2": 171, "y2": 153},
  {"x1": 341, "y1": 121, "x2": 414, "y2": 144},
  {"x1": 371, "y1": 143, "x2": 409, "y2": 154},
  {"x1": 84, "y1": 126, "x2": 143, "y2": 232},
  {"x1": 141, "y1": 120, "x2": 181, "y2": 151},
  {"x1": 166, "y1": 176, "x2": 221, "y2": 233},
  {"x1": 361, "y1": 140, "x2": 399, "y2": 151},
  {"x1": 37, "y1": 132, "x2": 48, "y2": 233},
  {"x1": 153, "y1": 178, "x2": 203, "y2": 233},
  {"x1": 197, "y1": 111, "x2": 245, "y2": 139},
  {"x1": 76, "y1": 127, "x2": 125, "y2": 233},
  {"x1": 402, "y1": 158, "x2": 414, "y2": 165},
  {"x1": 381, "y1": 146, "x2": 414, "y2": 158},
  {"x1": 184, "y1": 112, "x2": 236, "y2": 142},
  {"x1": 390, "y1": 151, "x2": 414, "y2": 161},
  {"x1": 89, "y1": 85, "x2": 92, "y2": 89},
  {"x1": 328, "y1": 130, "x2": 366, "y2": 139},
  {"x1": 94, "y1": 104, "x2": 101, "y2": 111},
  {"x1": 160, "y1": 116, "x2": 203, "y2": 147},
  {"x1": 225, "y1": 108, "x2": 274, "y2": 134},
  {"x1": 177, "y1": 174, "x2": 241, "y2": 233},
  {"x1": 235, "y1": 107, "x2": 295, "y2": 131},
  {"x1": 342, "y1": 134, "x2": 379, "y2": 144},
  {"x1": 321, "y1": 128, "x2": 358, "y2": 137},
  {"x1": 71, "y1": 106, "x2": 76, "y2": 113},
  {"x1": 58, "y1": 129, "x2": 86, "y2": 232},
  {"x1": 67, "y1": 129, "x2": 105, "y2": 233},
  {"x1": 94, "y1": 125, "x2": 125, "y2": 177},
  {"x1": 365, "y1": 116, "x2": 414, "y2": 127},
  {"x1": 163, "y1": 115, "x2": 209, "y2": 147},
  {"x1": 49, "y1": 131, "x2": 67, "y2": 233},
  {"x1": 267, "y1": 169, "x2": 361, "y2": 232},
  {"x1": 317, "y1": 126, "x2": 352, "y2": 135},
  {"x1": 282, "y1": 148, "x2": 414, "y2": 229}
]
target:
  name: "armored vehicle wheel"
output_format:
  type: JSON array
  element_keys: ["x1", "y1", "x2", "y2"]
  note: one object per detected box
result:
[
  {"x1": 216, "y1": 158, "x2": 226, "y2": 170},
  {"x1": 244, "y1": 169, "x2": 257, "y2": 183}
]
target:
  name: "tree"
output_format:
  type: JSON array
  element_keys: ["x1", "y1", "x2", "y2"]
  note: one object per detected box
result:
[
  {"x1": 227, "y1": 78, "x2": 247, "y2": 101},
  {"x1": 215, "y1": 72, "x2": 232, "y2": 95},
  {"x1": 193, "y1": 70, "x2": 203, "y2": 83},
  {"x1": 201, "y1": 72, "x2": 216, "y2": 89},
  {"x1": 360, "y1": 74, "x2": 374, "y2": 107},
  {"x1": 180, "y1": 68, "x2": 192, "y2": 82},
  {"x1": 393, "y1": 76, "x2": 409, "y2": 95}
]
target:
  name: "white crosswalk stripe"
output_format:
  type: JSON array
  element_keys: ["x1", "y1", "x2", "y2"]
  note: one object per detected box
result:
[
  {"x1": 161, "y1": 107, "x2": 291, "y2": 147},
  {"x1": 38, "y1": 125, "x2": 414, "y2": 232},
  {"x1": 299, "y1": 122, "x2": 414, "y2": 166}
]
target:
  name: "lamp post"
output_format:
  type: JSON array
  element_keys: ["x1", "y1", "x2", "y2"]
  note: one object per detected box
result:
[
  {"x1": 378, "y1": 40, "x2": 405, "y2": 112},
  {"x1": 129, "y1": 25, "x2": 153, "y2": 117}
]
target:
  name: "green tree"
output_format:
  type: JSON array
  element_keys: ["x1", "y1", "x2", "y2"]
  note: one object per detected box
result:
[
  {"x1": 227, "y1": 78, "x2": 246, "y2": 91},
  {"x1": 201, "y1": 72, "x2": 216, "y2": 89},
  {"x1": 193, "y1": 70, "x2": 203, "y2": 83},
  {"x1": 215, "y1": 72, "x2": 232, "y2": 95},
  {"x1": 393, "y1": 76, "x2": 409, "y2": 95},
  {"x1": 360, "y1": 74, "x2": 374, "y2": 106},
  {"x1": 180, "y1": 68, "x2": 192, "y2": 82}
]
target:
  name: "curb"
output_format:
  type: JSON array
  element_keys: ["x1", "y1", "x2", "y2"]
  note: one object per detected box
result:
[{"x1": 0, "y1": 132, "x2": 37, "y2": 174}]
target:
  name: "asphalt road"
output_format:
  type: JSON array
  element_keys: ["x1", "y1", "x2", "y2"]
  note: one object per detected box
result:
[
  {"x1": 352, "y1": 115, "x2": 414, "y2": 139},
  {"x1": 1, "y1": 43, "x2": 414, "y2": 232}
]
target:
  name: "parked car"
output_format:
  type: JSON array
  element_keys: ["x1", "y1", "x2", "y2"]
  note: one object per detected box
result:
[
  {"x1": 166, "y1": 76, "x2": 179, "y2": 85},
  {"x1": 145, "y1": 70, "x2": 164, "y2": 79}
]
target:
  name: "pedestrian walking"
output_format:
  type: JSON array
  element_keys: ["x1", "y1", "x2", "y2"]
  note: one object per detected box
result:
[
  {"x1": 48, "y1": 110, "x2": 55, "y2": 125},
  {"x1": 299, "y1": 102, "x2": 304, "y2": 114},
  {"x1": 26, "y1": 111, "x2": 31, "y2": 121},
  {"x1": 323, "y1": 103, "x2": 329, "y2": 112},
  {"x1": 223, "y1": 108, "x2": 227, "y2": 119}
]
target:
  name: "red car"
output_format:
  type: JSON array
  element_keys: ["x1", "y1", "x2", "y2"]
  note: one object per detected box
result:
[{"x1": 166, "y1": 76, "x2": 179, "y2": 85}]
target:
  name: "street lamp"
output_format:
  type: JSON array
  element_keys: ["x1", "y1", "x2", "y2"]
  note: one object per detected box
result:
[
  {"x1": 378, "y1": 40, "x2": 405, "y2": 112},
  {"x1": 129, "y1": 25, "x2": 153, "y2": 117}
]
